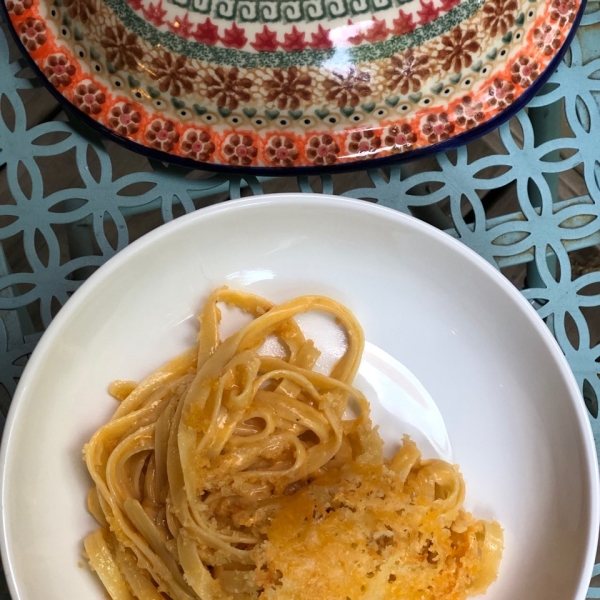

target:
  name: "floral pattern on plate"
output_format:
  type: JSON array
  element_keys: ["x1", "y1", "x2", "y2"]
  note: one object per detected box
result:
[{"x1": 3, "y1": 0, "x2": 582, "y2": 169}]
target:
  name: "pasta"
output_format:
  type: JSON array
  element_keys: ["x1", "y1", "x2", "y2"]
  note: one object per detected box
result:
[{"x1": 83, "y1": 288, "x2": 503, "y2": 600}]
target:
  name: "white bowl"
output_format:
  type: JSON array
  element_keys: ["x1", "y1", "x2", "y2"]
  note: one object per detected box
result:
[{"x1": 1, "y1": 194, "x2": 598, "y2": 600}]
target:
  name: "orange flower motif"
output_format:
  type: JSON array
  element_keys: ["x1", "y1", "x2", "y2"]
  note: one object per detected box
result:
[
  {"x1": 550, "y1": 0, "x2": 577, "y2": 25},
  {"x1": 108, "y1": 103, "x2": 141, "y2": 136},
  {"x1": 145, "y1": 119, "x2": 179, "y2": 152},
  {"x1": 73, "y1": 81, "x2": 106, "y2": 116},
  {"x1": 533, "y1": 24, "x2": 561, "y2": 56},
  {"x1": 306, "y1": 134, "x2": 340, "y2": 165},
  {"x1": 346, "y1": 130, "x2": 382, "y2": 156},
  {"x1": 383, "y1": 124, "x2": 417, "y2": 153},
  {"x1": 6, "y1": 0, "x2": 32, "y2": 16},
  {"x1": 487, "y1": 78, "x2": 515, "y2": 110},
  {"x1": 43, "y1": 54, "x2": 76, "y2": 88},
  {"x1": 181, "y1": 130, "x2": 215, "y2": 162},
  {"x1": 421, "y1": 113, "x2": 455, "y2": 144},
  {"x1": 510, "y1": 56, "x2": 540, "y2": 87},
  {"x1": 18, "y1": 18, "x2": 46, "y2": 52},
  {"x1": 223, "y1": 134, "x2": 257, "y2": 166},
  {"x1": 454, "y1": 96, "x2": 484, "y2": 129},
  {"x1": 265, "y1": 136, "x2": 299, "y2": 167}
]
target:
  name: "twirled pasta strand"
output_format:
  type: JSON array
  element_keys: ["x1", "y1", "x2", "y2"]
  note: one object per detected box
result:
[{"x1": 84, "y1": 288, "x2": 503, "y2": 600}]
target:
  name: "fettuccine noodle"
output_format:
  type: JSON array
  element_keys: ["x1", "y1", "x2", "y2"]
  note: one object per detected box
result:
[{"x1": 83, "y1": 288, "x2": 503, "y2": 600}]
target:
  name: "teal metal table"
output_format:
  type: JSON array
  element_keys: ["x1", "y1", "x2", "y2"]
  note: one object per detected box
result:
[{"x1": 1, "y1": 3, "x2": 600, "y2": 596}]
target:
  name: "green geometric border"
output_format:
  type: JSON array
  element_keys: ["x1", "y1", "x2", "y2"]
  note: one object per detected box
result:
[
  {"x1": 166, "y1": 0, "x2": 413, "y2": 22},
  {"x1": 106, "y1": 0, "x2": 479, "y2": 68}
]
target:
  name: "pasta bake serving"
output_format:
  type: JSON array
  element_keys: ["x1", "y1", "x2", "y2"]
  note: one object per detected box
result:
[{"x1": 83, "y1": 288, "x2": 503, "y2": 600}]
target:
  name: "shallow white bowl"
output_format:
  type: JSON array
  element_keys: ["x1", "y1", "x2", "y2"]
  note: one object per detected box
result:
[{"x1": 1, "y1": 194, "x2": 598, "y2": 600}]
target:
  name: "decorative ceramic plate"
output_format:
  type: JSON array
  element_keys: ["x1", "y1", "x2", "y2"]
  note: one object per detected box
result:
[{"x1": 2, "y1": 0, "x2": 583, "y2": 172}]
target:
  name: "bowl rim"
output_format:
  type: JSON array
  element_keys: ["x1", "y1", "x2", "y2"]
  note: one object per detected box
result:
[{"x1": 1, "y1": 193, "x2": 598, "y2": 599}]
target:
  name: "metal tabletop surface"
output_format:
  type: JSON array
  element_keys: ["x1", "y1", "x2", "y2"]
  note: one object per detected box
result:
[{"x1": 1, "y1": 3, "x2": 600, "y2": 597}]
